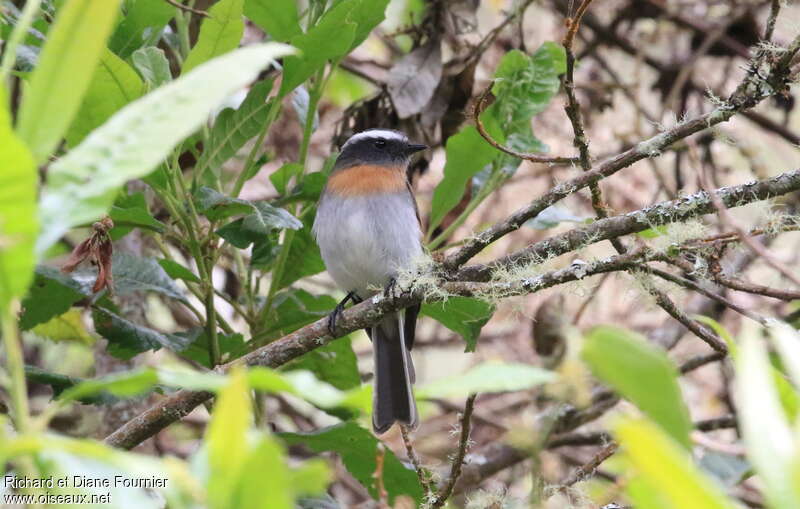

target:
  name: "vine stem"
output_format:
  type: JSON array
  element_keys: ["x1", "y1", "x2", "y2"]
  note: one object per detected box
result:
[
  {"x1": 1, "y1": 303, "x2": 31, "y2": 433},
  {"x1": 0, "y1": 0, "x2": 43, "y2": 86}
]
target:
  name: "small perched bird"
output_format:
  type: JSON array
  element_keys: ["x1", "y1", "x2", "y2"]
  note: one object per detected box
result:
[{"x1": 313, "y1": 129, "x2": 427, "y2": 434}]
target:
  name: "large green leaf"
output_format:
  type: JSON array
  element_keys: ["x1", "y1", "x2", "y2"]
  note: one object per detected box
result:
[
  {"x1": 583, "y1": 326, "x2": 692, "y2": 449},
  {"x1": 196, "y1": 79, "x2": 274, "y2": 178},
  {"x1": 278, "y1": 217, "x2": 325, "y2": 288},
  {"x1": 19, "y1": 266, "x2": 89, "y2": 330},
  {"x1": 617, "y1": 417, "x2": 737, "y2": 509},
  {"x1": 735, "y1": 330, "x2": 800, "y2": 509},
  {"x1": 111, "y1": 252, "x2": 187, "y2": 302},
  {"x1": 182, "y1": 0, "x2": 244, "y2": 74},
  {"x1": 59, "y1": 368, "x2": 159, "y2": 404},
  {"x1": 421, "y1": 297, "x2": 494, "y2": 352},
  {"x1": 429, "y1": 125, "x2": 498, "y2": 231},
  {"x1": 0, "y1": 88, "x2": 37, "y2": 309},
  {"x1": 234, "y1": 436, "x2": 293, "y2": 509},
  {"x1": 16, "y1": 0, "x2": 122, "y2": 163},
  {"x1": 31, "y1": 309, "x2": 94, "y2": 345},
  {"x1": 36, "y1": 43, "x2": 296, "y2": 255},
  {"x1": 206, "y1": 369, "x2": 251, "y2": 509},
  {"x1": 108, "y1": 191, "x2": 166, "y2": 238},
  {"x1": 418, "y1": 362, "x2": 554, "y2": 399},
  {"x1": 279, "y1": 422, "x2": 423, "y2": 504},
  {"x1": 108, "y1": 0, "x2": 175, "y2": 58},
  {"x1": 93, "y1": 308, "x2": 192, "y2": 359},
  {"x1": 244, "y1": 0, "x2": 301, "y2": 42},
  {"x1": 65, "y1": 48, "x2": 145, "y2": 147},
  {"x1": 278, "y1": 0, "x2": 389, "y2": 97}
]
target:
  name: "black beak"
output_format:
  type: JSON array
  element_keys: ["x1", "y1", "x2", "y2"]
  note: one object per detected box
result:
[{"x1": 405, "y1": 143, "x2": 427, "y2": 155}]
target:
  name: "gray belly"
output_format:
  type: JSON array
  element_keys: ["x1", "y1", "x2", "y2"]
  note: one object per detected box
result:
[{"x1": 313, "y1": 192, "x2": 422, "y2": 296}]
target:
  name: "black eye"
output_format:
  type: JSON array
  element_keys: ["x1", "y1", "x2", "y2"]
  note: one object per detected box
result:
[{"x1": 374, "y1": 139, "x2": 387, "y2": 149}]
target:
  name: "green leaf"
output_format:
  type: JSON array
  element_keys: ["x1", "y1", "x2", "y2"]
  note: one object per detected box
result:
[
  {"x1": 278, "y1": 217, "x2": 325, "y2": 288},
  {"x1": 260, "y1": 289, "x2": 335, "y2": 339},
  {"x1": 270, "y1": 162, "x2": 303, "y2": 195},
  {"x1": 206, "y1": 368, "x2": 251, "y2": 509},
  {"x1": 59, "y1": 368, "x2": 158, "y2": 404},
  {"x1": 20, "y1": 266, "x2": 89, "y2": 330},
  {"x1": 195, "y1": 186, "x2": 255, "y2": 221},
  {"x1": 31, "y1": 309, "x2": 94, "y2": 345},
  {"x1": 234, "y1": 436, "x2": 293, "y2": 509},
  {"x1": 93, "y1": 307, "x2": 192, "y2": 359},
  {"x1": 735, "y1": 330, "x2": 800, "y2": 509},
  {"x1": 429, "y1": 125, "x2": 497, "y2": 231},
  {"x1": 157, "y1": 259, "x2": 200, "y2": 283},
  {"x1": 65, "y1": 48, "x2": 145, "y2": 147},
  {"x1": 285, "y1": 339, "x2": 360, "y2": 391},
  {"x1": 583, "y1": 325, "x2": 692, "y2": 449},
  {"x1": 16, "y1": 0, "x2": 122, "y2": 163},
  {"x1": 492, "y1": 43, "x2": 565, "y2": 138},
  {"x1": 0, "y1": 88, "x2": 37, "y2": 309},
  {"x1": 197, "y1": 79, "x2": 274, "y2": 178},
  {"x1": 182, "y1": 0, "x2": 244, "y2": 74},
  {"x1": 617, "y1": 417, "x2": 737, "y2": 509},
  {"x1": 181, "y1": 329, "x2": 249, "y2": 367},
  {"x1": 279, "y1": 3, "x2": 356, "y2": 96},
  {"x1": 418, "y1": 362, "x2": 554, "y2": 399},
  {"x1": 131, "y1": 46, "x2": 172, "y2": 88},
  {"x1": 243, "y1": 201, "x2": 303, "y2": 232},
  {"x1": 36, "y1": 43, "x2": 296, "y2": 255},
  {"x1": 279, "y1": 422, "x2": 423, "y2": 504},
  {"x1": 420, "y1": 297, "x2": 494, "y2": 352},
  {"x1": 109, "y1": 191, "x2": 166, "y2": 238},
  {"x1": 111, "y1": 252, "x2": 186, "y2": 302},
  {"x1": 108, "y1": 0, "x2": 175, "y2": 58},
  {"x1": 244, "y1": 0, "x2": 301, "y2": 42},
  {"x1": 24, "y1": 366, "x2": 117, "y2": 405}
]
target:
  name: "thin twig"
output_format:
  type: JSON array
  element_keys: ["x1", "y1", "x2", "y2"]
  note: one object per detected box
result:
[
  {"x1": 431, "y1": 393, "x2": 477, "y2": 508},
  {"x1": 764, "y1": 0, "x2": 781, "y2": 42},
  {"x1": 163, "y1": 0, "x2": 209, "y2": 17},
  {"x1": 473, "y1": 83, "x2": 580, "y2": 164},
  {"x1": 374, "y1": 443, "x2": 389, "y2": 508},
  {"x1": 399, "y1": 425, "x2": 434, "y2": 496},
  {"x1": 559, "y1": 441, "x2": 618, "y2": 489}
]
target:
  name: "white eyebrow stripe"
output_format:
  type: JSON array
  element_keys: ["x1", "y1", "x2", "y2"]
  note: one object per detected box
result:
[{"x1": 342, "y1": 130, "x2": 407, "y2": 149}]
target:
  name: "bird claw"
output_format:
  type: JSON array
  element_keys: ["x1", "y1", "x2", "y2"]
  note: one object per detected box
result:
[{"x1": 327, "y1": 291, "x2": 360, "y2": 336}]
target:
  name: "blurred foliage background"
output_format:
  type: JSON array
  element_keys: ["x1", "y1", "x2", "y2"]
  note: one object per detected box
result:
[{"x1": 1, "y1": 0, "x2": 800, "y2": 507}]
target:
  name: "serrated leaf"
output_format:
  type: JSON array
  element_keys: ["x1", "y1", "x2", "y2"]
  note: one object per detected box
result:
[
  {"x1": 93, "y1": 307, "x2": 192, "y2": 359},
  {"x1": 36, "y1": 43, "x2": 296, "y2": 255},
  {"x1": 31, "y1": 309, "x2": 94, "y2": 344},
  {"x1": 270, "y1": 162, "x2": 303, "y2": 195},
  {"x1": 157, "y1": 259, "x2": 200, "y2": 283},
  {"x1": 278, "y1": 422, "x2": 423, "y2": 504},
  {"x1": 418, "y1": 362, "x2": 554, "y2": 399},
  {"x1": 420, "y1": 297, "x2": 494, "y2": 352},
  {"x1": 65, "y1": 48, "x2": 144, "y2": 147},
  {"x1": 243, "y1": 202, "x2": 303, "y2": 232},
  {"x1": 583, "y1": 325, "x2": 692, "y2": 449},
  {"x1": 195, "y1": 186, "x2": 255, "y2": 221},
  {"x1": 196, "y1": 79, "x2": 274, "y2": 178},
  {"x1": 108, "y1": 0, "x2": 174, "y2": 58},
  {"x1": 110, "y1": 252, "x2": 186, "y2": 302},
  {"x1": 182, "y1": 0, "x2": 244, "y2": 74},
  {"x1": 0, "y1": 88, "x2": 37, "y2": 309},
  {"x1": 20, "y1": 266, "x2": 89, "y2": 330},
  {"x1": 16, "y1": 0, "x2": 122, "y2": 163},
  {"x1": 244, "y1": 0, "x2": 301, "y2": 42},
  {"x1": 131, "y1": 46, "x2": 172, "y2": 88}
]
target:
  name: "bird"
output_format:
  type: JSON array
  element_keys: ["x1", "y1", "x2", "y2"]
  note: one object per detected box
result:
[{"x1": 312, "y1": 128, "x2": 427, "y2": 434}]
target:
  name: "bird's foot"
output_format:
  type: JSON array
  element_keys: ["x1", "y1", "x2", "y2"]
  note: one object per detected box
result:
[{"x1": 327, "y1": 291, "x2": 358, "y2": 336}]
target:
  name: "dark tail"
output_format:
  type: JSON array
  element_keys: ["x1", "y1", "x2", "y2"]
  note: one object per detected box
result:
[{"x1": 372, "y1": 308, "x2": 418, "y2": 434}]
